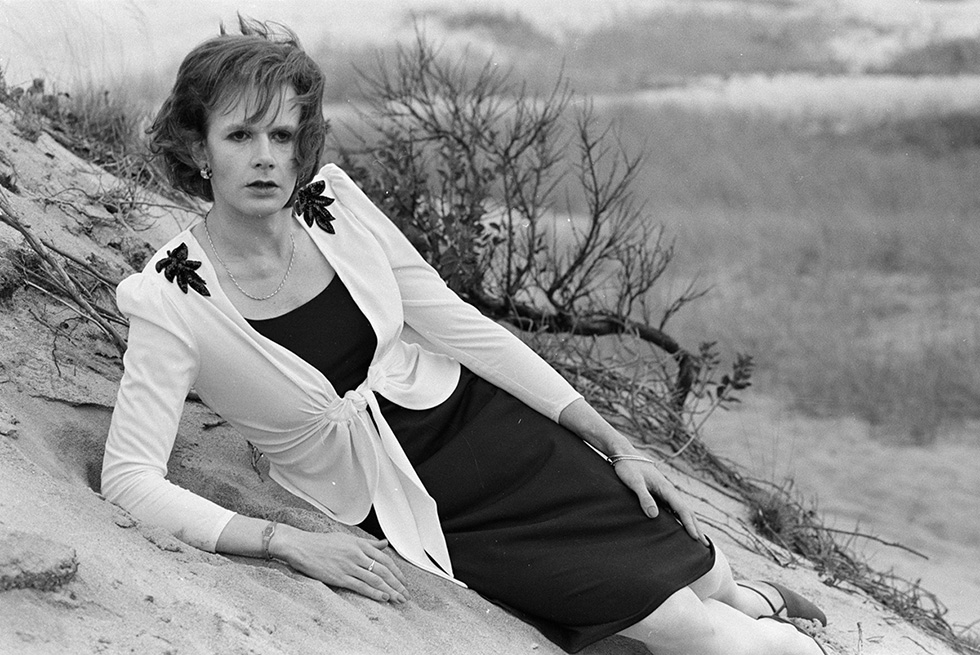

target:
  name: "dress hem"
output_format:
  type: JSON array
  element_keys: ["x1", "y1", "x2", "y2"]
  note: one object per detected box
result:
[{"x1": 493, "y1": 537, "x2": 717, "y2": 654}]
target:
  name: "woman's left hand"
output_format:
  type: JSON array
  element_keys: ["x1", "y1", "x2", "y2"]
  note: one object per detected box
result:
[
  {"x1": 613, "y1": 458, "x2": 709, "y2": 546},
  {"x1": 556, "y1": 398, "x2": 709, "y2": 546}
]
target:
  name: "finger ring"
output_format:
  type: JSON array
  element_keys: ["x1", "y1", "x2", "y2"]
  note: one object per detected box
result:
[{"x1": 367, "y1": 559, "x2": 376, "y2": 573}]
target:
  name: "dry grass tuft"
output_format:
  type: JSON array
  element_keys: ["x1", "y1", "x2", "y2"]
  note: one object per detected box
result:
[
  {"x1": 744, "y1": 482, "x2": 980, "y2": 654},
  {"x1": 1, "y1": 75, "x2": 185, "y2": 222}
]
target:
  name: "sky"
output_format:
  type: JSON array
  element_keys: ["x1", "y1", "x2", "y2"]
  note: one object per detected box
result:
[
  {"x1": 4, "y1": 0, "x2": 980, "y2": 93},
  {"x1": 1, "y1": 0, "x2": 366, "y2": 87},
  {"x1": 0, "y1": 0, "x2": 637, "y2": 89}
]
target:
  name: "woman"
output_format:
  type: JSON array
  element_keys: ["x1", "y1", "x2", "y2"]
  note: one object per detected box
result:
[{"x1": 102, "y1": 17, "x2": 829, "y2": 655}]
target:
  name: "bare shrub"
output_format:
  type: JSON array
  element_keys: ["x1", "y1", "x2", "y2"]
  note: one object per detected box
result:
[{"x1": 335, "y1": 33, "x2": 753, "y2": 440}]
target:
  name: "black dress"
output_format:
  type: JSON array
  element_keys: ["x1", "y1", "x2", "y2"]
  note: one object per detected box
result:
[{"x1": 247, "y1": 275, "x2": 715, "y2": 653}]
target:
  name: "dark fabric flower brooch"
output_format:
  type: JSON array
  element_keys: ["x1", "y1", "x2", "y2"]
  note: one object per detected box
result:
[
  {"x1": 293, "y1": 180, "x2": 336, "y2": 234},
  {"x1": 155, "y1": 242, "x2": 210, "y2": 296}
]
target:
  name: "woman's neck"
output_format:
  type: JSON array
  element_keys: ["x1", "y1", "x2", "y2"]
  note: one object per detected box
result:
[{"x1": 205, "y1": 205, "x2": 294, "y2": 262}]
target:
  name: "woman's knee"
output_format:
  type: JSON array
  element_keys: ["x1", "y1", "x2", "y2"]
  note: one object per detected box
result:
[
  {"x1": 618, "y1": 588, "x2": 716, "y2": 651},
  {"x1": 688, "y1": 544, "x2": 738, "y2": 603}
]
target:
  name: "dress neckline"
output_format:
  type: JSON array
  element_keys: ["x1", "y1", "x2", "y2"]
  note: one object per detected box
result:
[{"x1": 244, "y1": 273, "x2": 339, "y2": 325}]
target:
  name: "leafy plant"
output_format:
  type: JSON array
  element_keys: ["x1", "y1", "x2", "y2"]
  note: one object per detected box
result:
[{"x1": 690, "y1": 344, "x2": 754, "y2": 426}]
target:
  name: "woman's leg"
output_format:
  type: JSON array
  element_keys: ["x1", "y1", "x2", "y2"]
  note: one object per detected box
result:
[
  {"x1": 617, "y1": 545, "x2": 824, "y2": 654},
  {"x1": 687, "y1": 546, "x2": 782, "y2": 617},
  {"x1": 617, "y1": 588, "x2": 823, "y2": 655}
]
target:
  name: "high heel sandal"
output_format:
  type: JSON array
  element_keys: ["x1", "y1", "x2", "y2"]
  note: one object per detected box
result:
[{"x1": 739, "y1": 580, "x2": 828, "y2": 626}]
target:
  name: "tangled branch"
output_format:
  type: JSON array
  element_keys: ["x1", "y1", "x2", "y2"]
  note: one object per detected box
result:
[
  {"x1": 0, "y1": 192, "x2": 127, "y2": 357},
  {"x1": 339, "y1": 32, "x2": 734, "y2": 413}
]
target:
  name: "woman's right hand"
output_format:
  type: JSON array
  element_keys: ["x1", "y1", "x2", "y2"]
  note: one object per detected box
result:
[{"x1": 271, "y1": 524, "x2": 410, "y2": 604}]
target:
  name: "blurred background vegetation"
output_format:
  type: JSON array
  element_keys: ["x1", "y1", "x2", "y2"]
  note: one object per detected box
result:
[
  {"x1": 312, "y1": 4, "x2": 980, "y2": 446},
  {"x1": 7, "y1": 2, "x2": 980, "y2": 445}
]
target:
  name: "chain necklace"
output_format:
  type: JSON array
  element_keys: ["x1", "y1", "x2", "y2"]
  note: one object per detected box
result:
[{"x1": 204, "y1": 215, "x2": 296, "y2": 301}]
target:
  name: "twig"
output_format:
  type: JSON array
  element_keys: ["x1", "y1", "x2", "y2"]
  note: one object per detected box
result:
[
  {"x1": 664, "y1": 429, "x2": 699, "y2": 459},
  {"x1": 40, "y1": 238, "x2": 122, "y2": 287},
  {"x1": 819, "y1": 526, "x2": 930, "y2": 560},
  {"x1": 903, "y1": 635, "x2": 938, "y2": 654},
  {"x1": 0, "y1": 196, "x2": 127, "y2": 357},
  {"x1": 28, "y1": 306, "x2": 66, "y2": 376},
  {"x1": 697, "y1": 514, "x2": 791, "y2": 563},
  {"x1": 40, "y1": 185, "x2": 201, "y2": 225}
]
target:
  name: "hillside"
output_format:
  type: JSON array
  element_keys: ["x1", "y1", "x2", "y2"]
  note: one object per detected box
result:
[{"x1": 0, "y1": 97, "x2": 966, "y2": 655}]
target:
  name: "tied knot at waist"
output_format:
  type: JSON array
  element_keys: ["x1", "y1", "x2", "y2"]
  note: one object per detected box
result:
[
  {"x1": 323, "y1": 389, "x2": 368, "y2": 422},
  {"x1": 322, "y1": 369, "x2": 386, "y2": 422}
]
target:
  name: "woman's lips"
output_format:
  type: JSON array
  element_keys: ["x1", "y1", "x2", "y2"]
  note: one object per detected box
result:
[{"x1": 246, "y1": 181, "x2": 280, "y2": 195}]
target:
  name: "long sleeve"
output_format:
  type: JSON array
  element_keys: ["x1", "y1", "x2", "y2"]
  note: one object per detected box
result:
[
  {"x1": 102, "y1": 275, "x2": 235, "y2": 551},
  {"x1": 323, "y1": 165, "x2": 582, "y2": 422}
]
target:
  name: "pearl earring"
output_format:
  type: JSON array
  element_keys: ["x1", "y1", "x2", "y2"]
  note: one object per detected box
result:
[{"x1": 200, "y1": 165, "x2": 212, "y2": 180}]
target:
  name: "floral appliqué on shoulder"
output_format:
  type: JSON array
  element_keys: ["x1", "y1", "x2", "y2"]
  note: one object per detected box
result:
[
  {"x1": 155, "y1": 242, "x2": 210, "y2": 296},
  {"x1": 293, "y1": 179, "x2": 337, "y2": 234}
]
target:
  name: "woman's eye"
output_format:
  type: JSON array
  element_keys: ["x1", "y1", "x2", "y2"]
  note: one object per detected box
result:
[
  {"x1": 228, "y1": 131, "x2": 250, "y2": 142},
  {"x1": 272, "y1": 130, "x2": 294, "y2": 143}
]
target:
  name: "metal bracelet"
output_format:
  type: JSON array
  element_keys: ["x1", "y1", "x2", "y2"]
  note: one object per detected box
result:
[
  {"x1": 607, "y1": 454, "x2": 657, "y2": 466},
  {"x1": 261, "y1": 521, "x2": 278, "y2": 559}
]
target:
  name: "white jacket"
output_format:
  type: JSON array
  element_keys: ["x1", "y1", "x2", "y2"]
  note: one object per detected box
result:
[{"x1": 102, "y1": 164, "x2": 582, "y2": 582}]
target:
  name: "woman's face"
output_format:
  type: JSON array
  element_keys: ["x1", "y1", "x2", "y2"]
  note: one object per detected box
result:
[{"x1": 198, "y1": 85, "x2": 301, "y2": 221}]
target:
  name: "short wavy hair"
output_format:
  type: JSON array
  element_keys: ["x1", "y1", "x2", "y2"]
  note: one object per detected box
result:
[{"x1": 147, "y1": 16, "x2": 326, "y2": 203}]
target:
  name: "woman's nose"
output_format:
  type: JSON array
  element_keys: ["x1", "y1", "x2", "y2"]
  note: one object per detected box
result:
[{"x1": 252, "y1": 136, "x2": 275, "y2": 168}]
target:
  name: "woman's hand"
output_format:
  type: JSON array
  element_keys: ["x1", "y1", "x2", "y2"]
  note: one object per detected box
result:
[
  {"x1": 557, "y1": 398, "x2": 709, "y2": 547},
  {"x1": 271, "y1": 525, "x2": 410, "y2": 604},
  {"x1": 612, "y1": 458, "x2": 709, "y2": 547}
]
